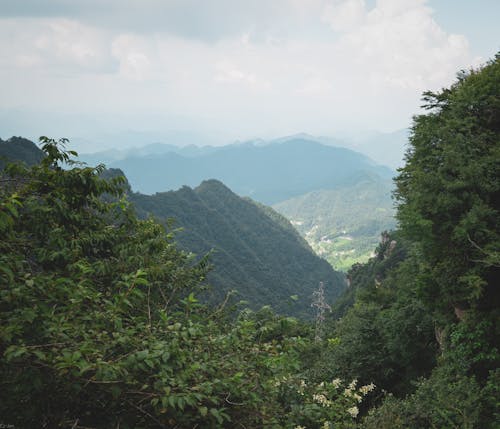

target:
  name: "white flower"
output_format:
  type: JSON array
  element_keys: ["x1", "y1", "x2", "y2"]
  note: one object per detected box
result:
[
  {"x1": 331, "y1": 378, "x2": 342, "y2": 388},
  {"x1": 348, "y1": 379, "x2": 358, "y2": 390},
  {"x1": 347, "y1": 406, "x2": 359, "y2": 418},
  {"x1": 359, "y1": 382, "x2": 376, "y2": 394},
  {"x1": 312, "y1": 393, "x2": 332, "y2": 407}
]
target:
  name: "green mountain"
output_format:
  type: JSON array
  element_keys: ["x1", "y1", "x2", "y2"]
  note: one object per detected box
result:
[
  {"x1": 273, "y1": 173, "x2": 396, "y2": 271},
  {"x1": 0, "y1": 136, "x2": 44, "y2": 169},
  {"x1": 93, "y1": 138, "x2": 393, "y2": 204},
  {"x1": 129, "y1": 179, "x2": 345, "y2": 317}
]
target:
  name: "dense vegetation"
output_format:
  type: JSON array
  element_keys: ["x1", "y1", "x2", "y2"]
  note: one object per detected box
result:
[
  {"x1": 1, "y1": 54, "x2": 499, "y2": 428},
  {"x1": 273, "y1": 174, "x2": 395, "y2": 271},
  {"x1": 321, "y1": 54, "x2": 500, "y2": 428},
  {"x1": 0, "y1": 139, "x2": 371, "y2": 428}
]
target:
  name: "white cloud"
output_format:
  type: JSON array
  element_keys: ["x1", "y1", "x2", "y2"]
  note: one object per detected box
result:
[
  {"x1": 0, "y1": 18, "x2": 116, "y2": 74},
  {"x1": 327, "y1": 0, "x2": 472, "y2": 90},
  {"x1": 322, "y1": 0, "x2": 367, "y2": 32},
  {"x1": 111, "y1": 34, "x2": 154, "y2": 81},
  {"x1": 0, "y1": 0, "x2": 482, "y2": 147}
]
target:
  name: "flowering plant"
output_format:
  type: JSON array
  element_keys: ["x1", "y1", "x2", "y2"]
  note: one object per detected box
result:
[{"x1": 275, "y1": 375, "x2": 375, "y2": 428}]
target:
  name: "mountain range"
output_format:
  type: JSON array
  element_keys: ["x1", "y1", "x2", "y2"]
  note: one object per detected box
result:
[
  {"x1": 79, "y1": 135, "x2": 397, "y2": 270},
  {"x1": 80, "y1": 136, "x2": 394, "y2": 205}
]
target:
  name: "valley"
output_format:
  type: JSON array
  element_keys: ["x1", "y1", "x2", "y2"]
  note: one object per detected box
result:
[{"x1": 81, "y1": 136, "x2": 397, "y2": 271}]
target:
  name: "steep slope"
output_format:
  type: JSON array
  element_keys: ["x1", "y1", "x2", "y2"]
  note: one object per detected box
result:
[
  {"x1": 130, "y1": 180, "x2": 345, "y2": 317},
  {"x1": 273, "y1": 174, "x2": 396, "y2": 271},
  {"x1": 105, "y1": 138, "x2": 393, "y2": 204}
]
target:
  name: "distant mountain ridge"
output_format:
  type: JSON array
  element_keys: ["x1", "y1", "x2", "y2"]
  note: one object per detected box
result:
[{"x1": 81, "y1": 137, "x2": 393, "y2": 204}]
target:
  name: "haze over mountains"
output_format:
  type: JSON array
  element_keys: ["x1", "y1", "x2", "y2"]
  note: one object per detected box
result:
[
  {"x1": 2, "y1": 134, "x2": 399, "y2": 273},
  {"x1": 62, "y1": 129, "x2": 408, "y2": 169},
  {"x1": 80, "y1": 135, "x2": 394, "y2": 204},
  {"x1": 80, "y1": 134, "x2": 398, "y2": 270}
]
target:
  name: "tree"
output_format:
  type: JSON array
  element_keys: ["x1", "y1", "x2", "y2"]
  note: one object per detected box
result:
[{"x1": 394, "y1": 54, "x2": 500, "y2": 318}]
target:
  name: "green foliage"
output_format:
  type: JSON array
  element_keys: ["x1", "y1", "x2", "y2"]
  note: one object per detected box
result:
[
  {"x1": 359, "y1": 54, "x2": 500, "y2": 428},
  {"x1": 362, "y1": 345, "x2": 499, "y2": 429},
  {"x1": 395, "y1": 55, "x2": 500, "y2": 316},
  {"x1": 0, "y1": 138, "x2": 360, "y2": 428},
  {"x1": 314, "y1": 233, "x2": 436, "y2": 402}
]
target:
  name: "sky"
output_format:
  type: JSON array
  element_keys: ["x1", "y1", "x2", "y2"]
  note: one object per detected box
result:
[{"x1": 0, "y1": 0, "x2": 499, "y2": 152}]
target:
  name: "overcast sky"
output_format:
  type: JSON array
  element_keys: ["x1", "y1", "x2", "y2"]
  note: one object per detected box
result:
[{"x1": 1, "y1": 0, "x2": 499, "y2": 151}]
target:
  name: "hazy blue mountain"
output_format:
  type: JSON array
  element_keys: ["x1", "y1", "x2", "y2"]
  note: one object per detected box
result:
[
  {"x1": 273, "y1": 173, "x2": 396, "y2": 271},
  {"x1": 79, "y1": 143, "x2": 219, "y2": 166},
  {"x1": 98, "y1": 138, "x2": 393, "y2": 204}
]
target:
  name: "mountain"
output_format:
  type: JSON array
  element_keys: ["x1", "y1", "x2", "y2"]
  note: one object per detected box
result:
[
  {"x1": 0, "y1": 136, "x2": 44, "y2": 169},
  {"x1": 79, "y1": 143, "x2": 218, "y2": 167},
  {"x1": 94, "y1": 138, "x2": 393, "y2": 204},
  {"x1": 273, "y1": 173, "x2": 396, "y2": 271},
  {"x1": 129, "y1": 179, "x2": 345, "y2": 318}
]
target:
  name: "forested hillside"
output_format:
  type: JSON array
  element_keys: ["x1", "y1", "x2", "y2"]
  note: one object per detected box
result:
[
  {"x1": 129, "y1": 179, "x2": 344, "y2": 317},
  {"x1": 0, "y1": 55, "x2": 498, "y2": 428},
  {"x1": 273, "y1": 173, "x2": 396, "y2": 271},
  {"x1": 0, "y1": 136, "x2": 45, "y2": 169}
]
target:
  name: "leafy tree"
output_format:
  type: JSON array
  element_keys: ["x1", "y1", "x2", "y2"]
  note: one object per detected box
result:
[
  {"x1": 360, "y1": 53, "x2": 500, "y2": 429},
  {"x1": 394, "y1": 54, "x2": 500, "y2": 318}
]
